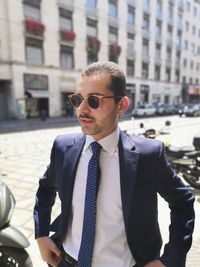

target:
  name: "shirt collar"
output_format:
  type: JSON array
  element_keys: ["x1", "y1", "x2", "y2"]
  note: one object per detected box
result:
[{"x1": 85, "y1": 128, "x2": 120, "y2": 155}]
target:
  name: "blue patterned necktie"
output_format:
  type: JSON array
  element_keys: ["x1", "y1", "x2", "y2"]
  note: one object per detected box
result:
[{"x1": 78, "y1": 141, "x2": 102, "y2": 267}]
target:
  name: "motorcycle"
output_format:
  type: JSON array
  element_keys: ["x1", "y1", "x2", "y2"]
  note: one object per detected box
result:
[{"x1": 0, "y1": 180, "x2": 33, "y2": 267}]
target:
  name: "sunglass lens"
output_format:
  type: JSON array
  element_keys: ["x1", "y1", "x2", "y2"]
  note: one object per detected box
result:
[
  {"x1": 88, "y1": 96, "x2": 100, "y2": 109},
  {"x1": 71, "y1": 95, "x2": 82, "y2": 107}
]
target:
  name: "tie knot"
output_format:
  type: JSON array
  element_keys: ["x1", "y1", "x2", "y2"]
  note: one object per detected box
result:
[{"x1": 90, "y1": 142, "x2": 102, "y2": 156}]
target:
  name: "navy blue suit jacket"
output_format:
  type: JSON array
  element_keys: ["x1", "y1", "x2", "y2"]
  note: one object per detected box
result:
[{"x1": 34, "y1": 130, "x2": 195, "y2": 267}]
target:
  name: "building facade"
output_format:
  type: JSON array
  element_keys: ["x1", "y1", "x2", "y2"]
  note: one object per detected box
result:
[{"x1": 0, "y1": 0, "x2": 200, "y2": 119}]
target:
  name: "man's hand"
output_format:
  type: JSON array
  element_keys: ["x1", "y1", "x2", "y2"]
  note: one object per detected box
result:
[
  {"x1": 144, "y1": 260, "x2": 166, "y2": 267},
  {"x1": 37, "y1": 236, "x2": 62, "y2": 266}
]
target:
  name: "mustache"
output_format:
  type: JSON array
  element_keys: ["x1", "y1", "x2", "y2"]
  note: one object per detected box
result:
[{"x1": 79, "y1": 114, "x2": 95, "y2": 120}]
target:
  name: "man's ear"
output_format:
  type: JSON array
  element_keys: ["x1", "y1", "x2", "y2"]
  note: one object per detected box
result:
[{"x1": 117, "y1": 96, "x2": 129, "y2": 115}]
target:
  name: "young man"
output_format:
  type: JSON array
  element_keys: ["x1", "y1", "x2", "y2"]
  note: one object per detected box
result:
[{"x1": 34, "y1": 62, "x2": 195, "y2": 267}]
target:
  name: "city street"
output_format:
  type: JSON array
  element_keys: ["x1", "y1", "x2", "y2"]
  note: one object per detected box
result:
[{"x1": 0, "y1": 115, "x2": 200, "y2": 266}]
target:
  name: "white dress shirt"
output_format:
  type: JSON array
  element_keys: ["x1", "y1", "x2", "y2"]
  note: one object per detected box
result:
[{"x1": 63, "y1": 128, "x2": 136, "y2": 267}]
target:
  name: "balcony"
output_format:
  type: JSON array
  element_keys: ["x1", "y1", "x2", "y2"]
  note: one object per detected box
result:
[
  {"x1": 57, "y1": 0, "x2": 74, "y2": 11},
  {"x1": 155, "y1": 56, "x2": 161, "y2": 65},
  {"x1": 127, "y1": 0, "x2": 136, "y2": 7},
  {"x1": 176, "y1": 59, "x2": 181, "y2": 69},
  {"x1": 127, "y1": 24, "x2": 136, "y2": 34},
  {"x1": 142, "y1": 29, "x2": 150, "y2": 39},
  {"x1": 166, "y1": 38, "x2": 173, "y2": 47},
  {"x1": 155, "y1": 35, "x2": 162, "y2": 44},
  {"x1": 108, "y1": 16, "x2": 119, "y2": 28},
  {"x1": 127, "y1": 49, "x2": 135, "y2": 60},
  {"x1": 143, "y1": 6, "x2": 151, "y2": 16},
  {"x1": 165, "y1": 58, "x2": 172, "y2": 67},
  {"x1": 25, "y1": 19, "x2": 45, "y2": 37},
  {"x1": 60, "y1": 30, "x2": 76, "y2": 42},
  {"x1": 86, "y1": 7, "x2": 98, "y2": 20},
  {"x1": 87, "y1": 36, "x2": 101, "y2": 55},
  {"x1": 177, "y1": 22, "x2": 183, "y2": 31},
  {"x1": 142, "y1": 52, "x2": 149, "y2": 63},
  {"x1": 156, "y1": 12, "x2": 163, "y2": 22}
]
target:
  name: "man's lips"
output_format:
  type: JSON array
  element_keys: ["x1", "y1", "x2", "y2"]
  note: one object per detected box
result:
[{"x1": 79, "y1": 116, "x2": 95, "y2": 123}]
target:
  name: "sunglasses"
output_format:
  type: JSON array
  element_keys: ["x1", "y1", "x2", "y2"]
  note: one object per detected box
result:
[{"x1": 68, "y1": 94, "x2": 122, "y2": 109}]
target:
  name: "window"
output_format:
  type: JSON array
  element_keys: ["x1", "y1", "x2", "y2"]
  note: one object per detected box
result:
[
  {"x1": 127, "y1": 33, "x2": 135, "y2": 59},
  {"x1": 183, "y1": 58, "x2": 187, "y2": 67},
  {"x1": 192, "y1": 26, "x2": 196, "y2": 35},
  {"x1": 184, "y1": 40, "x2": 188, "y2": 50},
  {"x1": 156, "y1": 21, "x2": 162, "y2": 38},
  {"x1": 165, "y1": 68, "x2": 171, "y2": 82},
  {"x1": 166, "y1": 47, "x2": 172, "y2": 62},
  {"x1": 60, "y1": 46, "x2": 74, "y2": 69},
  {"x1": 156, "y1": 0, "x2": 162, "y2": 17},
  {"x1": 193, "y1": 6, "x2": 197, "y2": 17},
  {"x1": 195, "y1": 78, "x2": 199, "y2": 85},
  {"x1": 155, "y1": 44, "x2": 161, "y2": 60},
  {"x1": 167, "y1": 26, "x2": 172, "y2": 41},
  {"x1": 142, "y1": 39, "x2": 149, "y2": 59},
  {"x1": 190, "y1": 60, "x2": 194, "y2": 69},
  {"x1": 142, "y1": 63, "x2": 148, "y2": 79},
  {"x1": 87, "y1": 0, "x2": 96, "y2": 9},
  {"x1": 185, "y1": 21, "x2": 189, "y2": 32},
  {"x1": 26, "y1": 38, "x2": 43, "y2": 64},
  {"x1": 127, "y1": 60, "x2": 135, "y2": 77},
  {"x1": 175, "y1": 70, "x2": 180, "y2": 83},
  {"x1": 108, "y1": 27, "x2": 118, "y2": 43},
  {"x1": 87, "y1": 19, "x2": 97, "y2": 37},
  {"x1": 143, "y1": 15, "x2": 150, "y2": 32},
  {"x1": 189, "y1": 77, "x2": 193, "y2": 84},
  {"x1": 182, "y1": 76, "x2": 186, "y2": 84},
  {"x1": 176, "y1": 31, "x2": 181, "y2": 48},
  {"x1": 186, "y1": 1, "x2": 190, "y2": 12},
  {"x1": 143, "y1": 0, "x2": 150, "y2": 12},
  {"x1": 109, "y1": 0, "x2": 117, "y2": 17},
  {"x1": 168, "y1": 6, "x2": 173, "y2": 24},
  {"x1": 59, "y1": 9, "x2": 73, "y2": 30},
  {"x1": 196, "y1": 63, "x2": 200, "y2": 71},
  {"x1": 127, "y1": 6, "x2": 135, "y2": 25},
  {"x1": 24, "y1": 4, "x2": 40, "y2": 20},
  {"x1": 191, "y1": 43, "x2": 195, "y2": 54},
  {"x1": 155, "y1": 66, "x2": 160, "y2": 80}
]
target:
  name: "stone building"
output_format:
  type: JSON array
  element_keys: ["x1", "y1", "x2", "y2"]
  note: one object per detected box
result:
[{"x1": 0, "y1": 0, "x2": 200, "y2": 119}]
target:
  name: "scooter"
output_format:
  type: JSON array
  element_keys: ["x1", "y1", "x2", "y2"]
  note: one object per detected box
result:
[{"x1": 0, "y1": 180, "x2": 33, "y2": 266}]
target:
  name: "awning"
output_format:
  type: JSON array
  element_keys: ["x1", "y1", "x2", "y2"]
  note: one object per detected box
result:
[{"x1": 25, "y1": 90, "x2": 49, "y2": 98}]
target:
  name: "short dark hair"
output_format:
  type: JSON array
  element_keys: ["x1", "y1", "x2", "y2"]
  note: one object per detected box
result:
[{"x1": 81, "y1": 61, "x2": 126, "y2": 102}]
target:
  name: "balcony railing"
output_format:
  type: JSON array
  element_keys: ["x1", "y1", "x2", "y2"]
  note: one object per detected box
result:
[
  {"x1": 108, "y1": 16, "x2": 119, "y2": 28},
  {"x1": 86, "y1": 7, "x2": 98, "y2": 20},
  {"x1": 127, "y1": 49, "x2": 135, "y2": 60},
  {"x1": 60, "y1": 30, "x2": 76, "y2": 42},
  {"x1": 127, "y1": 0, "x2": 136, "y2": 7},
  {"x1": 142, "y1": 29, "x2": 150, "y2": 39},
  {"x1": 25, "y1": 19, "x2": 45, "y2": 37},
  {"x1": 127, "y1": 24, "x2": 136, "y2": 34},
  {"x1": 58, "y1": 0, "x2": 74, "y2": 11},
  {"x1": 142, "y1": 52, "x2": 149, "y2": 63}
]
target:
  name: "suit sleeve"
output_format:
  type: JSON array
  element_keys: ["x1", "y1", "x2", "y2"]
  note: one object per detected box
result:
[
  {"x1": 33, "y1": 139, "x2": 57, "y2": 238},
  {"x1": 157, "y1": 143, "x2": 195, "y2": 267}
]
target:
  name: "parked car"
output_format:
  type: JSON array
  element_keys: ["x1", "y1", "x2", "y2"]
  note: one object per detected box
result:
[
  {"x1": 131, "y1": 104, "x2": 157, "y2": 117},
  {"x1": 156, "y1": 104, "x2": 176, "y2": 115},
  {"x1": 183, "y1": 104, "x2": 200, "y2": 117},
  {"x1": 177, "y1": 104, "x2": 192, "y2": 117}
]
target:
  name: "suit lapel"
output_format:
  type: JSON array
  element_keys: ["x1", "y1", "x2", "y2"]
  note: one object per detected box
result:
[
  {"x1": 119, "y1": 131, "x2": 139, "y2": 235},
  {"x1": 61, "y1": 134, "x2": 86, "y2": 235}
]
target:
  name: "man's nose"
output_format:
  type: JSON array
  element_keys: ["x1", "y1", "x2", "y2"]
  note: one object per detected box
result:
[{"x1": 77, "y1": 98, "x2": 90, "y2": 111}]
